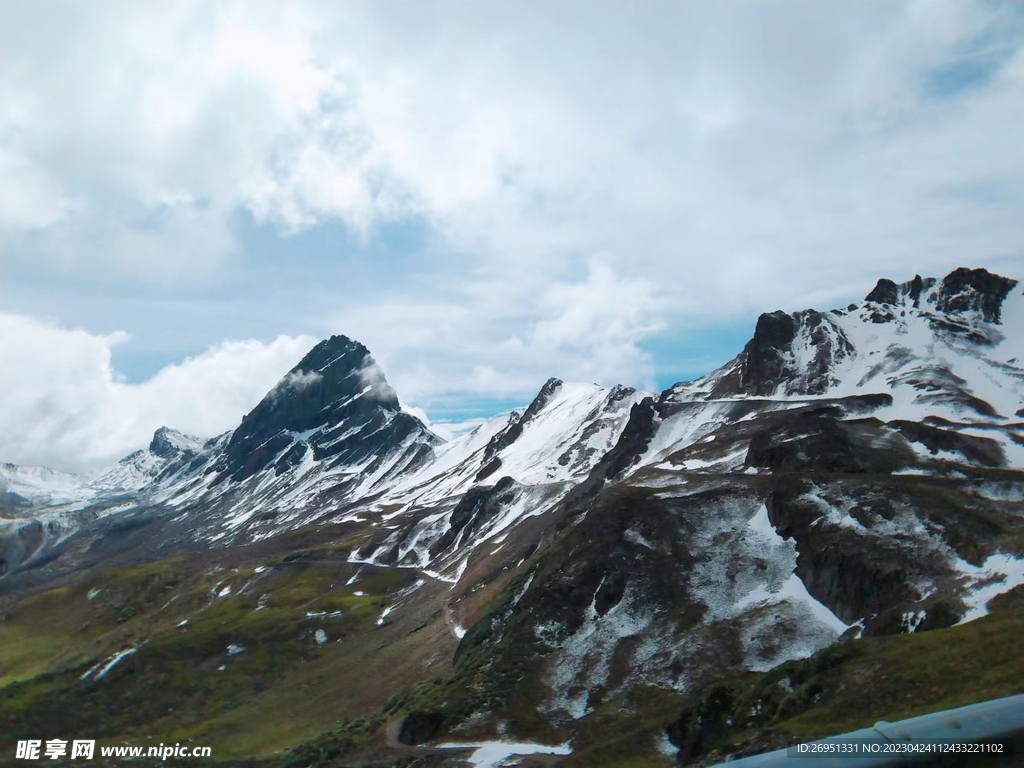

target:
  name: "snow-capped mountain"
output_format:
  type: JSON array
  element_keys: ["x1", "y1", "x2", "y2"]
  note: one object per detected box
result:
[
  {"x1": 688, "y1": 267, "x2": 1023, "y2": 419},
  {"x1": 0, "y1": 334, "x2": 649, "y2": 577},
  {"x1": 2, "y1": 267, "x2": 1023, "y2": 699},
  {"x1": 3, "y1": 267, "x2": 1024, "y2": 766},
  {"x1": 0, "y1": 463, "x2": 90, "y2": 509}
]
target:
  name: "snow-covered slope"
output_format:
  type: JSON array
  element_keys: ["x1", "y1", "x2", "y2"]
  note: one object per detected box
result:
[
  {"x1": 346, "y1": 378, "x2": 649, "y2": 575},
  {"x1": 640, "y1": 268, "x2": 1024, "y2": 472},
  {"x1": 677, "y1": 268, "x2": 1023, "y2": 416},
  {"x1": 0, "y1": 463, "x2": 90, "y2": 509},
  {"x1": 380, "y1": 379, "x2": 647, "y2": 506}
]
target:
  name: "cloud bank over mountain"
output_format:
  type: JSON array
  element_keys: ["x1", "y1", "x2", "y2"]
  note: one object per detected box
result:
[
  {"x1": 1, "y1": 1, "x2": 1022, "y2": 468},
  {"x1": 0, "y1": 312, "x2": 316, "y2": 471}
]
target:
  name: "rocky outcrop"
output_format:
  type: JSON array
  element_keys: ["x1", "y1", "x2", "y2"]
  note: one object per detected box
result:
[
  {"x1": 736, "y1": 310, "x2": 854, "y2": 396},
  {"x1": 148, "y1": 427, "x2": 201, "y2": 459},
  {"x1": 935, "y1": 267, "x2": 1018, "y2": 323},
  {"x1": 428, "y1": 476, "x2": 518, "y2": 557}
]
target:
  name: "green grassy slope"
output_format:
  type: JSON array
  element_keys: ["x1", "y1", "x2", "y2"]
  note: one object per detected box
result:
[{"x1": 3, "y1": 540, "x2": 1022, "y2": 768}]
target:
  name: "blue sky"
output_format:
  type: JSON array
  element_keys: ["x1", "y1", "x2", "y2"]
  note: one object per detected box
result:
[{"x1": 1, "y1": 1, "x2": 1023, "y2": 471}]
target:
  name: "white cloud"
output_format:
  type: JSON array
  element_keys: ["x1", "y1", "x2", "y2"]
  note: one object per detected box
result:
[
  {"x1": 272, "y1": 369, "x2": 323, "y2": 400},
  {"x1": 329, "y1": 260, "x2": 664, "y2": 409},
  {"x1": 0, "y1": 312, "x2": 316, "y2": 471},
  {"x1": 1, "y1": 1, "x2": 1023, "y2": 422}
]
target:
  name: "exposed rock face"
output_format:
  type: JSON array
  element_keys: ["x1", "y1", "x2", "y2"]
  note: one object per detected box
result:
[
  {"x1": 865, "y1": 274, "x2": 930, "y2": 308},
  {"x1": 738, "y1": 311, "x2": 797, "y2": 396},
  {"x1": 396, "y1": 711, "x2": 445, "y2": 745},
  {"x1": 428, "y1": 475, "x2": 518, "y2": 557},
  {"x1": 744, "y1": 411, "x2": 912, "y2": 474},
  {"x1": 865, "y1": 278, "x2": 901, "y2": 305},
  {"x1": 0, "y1": 519, "x2": 45, "y2": 577},
  {"x1": 737, "y1": 310, "x2": 854, "y2": 396},
  {"x1": 935, "y1": 267, "x2": 1018, "y2": 323},
  {"x1": 149, "y1": 427, "x2": 202, "y2": 459},
  {"x1": 213, "y1": 335, "x2": 438, "y2": 483}
]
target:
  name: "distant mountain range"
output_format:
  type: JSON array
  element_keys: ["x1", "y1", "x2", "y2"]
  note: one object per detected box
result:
[{"x1": 2, "y1": 266, "x2": 1023, "y2": 766}]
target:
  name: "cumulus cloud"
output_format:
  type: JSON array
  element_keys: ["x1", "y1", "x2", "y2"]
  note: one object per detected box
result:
[
  {"x1": 4, "y1": 3, "x2": 1022, "y2": 281},
  {"x1": 330, "y1": 260, "x2": 664, "y2": 410},
  {"x1": 0, "y1": 312, "x2": 316, "y2": 471},
  {"x1": 1, "y1": 1, "x2": 1023, "y2": 423}
]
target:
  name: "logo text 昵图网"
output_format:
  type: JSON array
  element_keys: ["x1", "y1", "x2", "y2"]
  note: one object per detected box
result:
[{"x1": 16, "y1": 740, "x2": 212, "y2": 760}]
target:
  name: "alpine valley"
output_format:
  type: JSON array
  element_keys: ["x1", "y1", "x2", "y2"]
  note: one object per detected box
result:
[{"x1": 2, "y1": 267, "x2": 1024, "y2": 768}]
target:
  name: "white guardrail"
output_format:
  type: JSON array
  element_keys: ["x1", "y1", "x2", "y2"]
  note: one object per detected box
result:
[{"x1": 707, "y1": 694, "x2": 1024, "y2": 766}]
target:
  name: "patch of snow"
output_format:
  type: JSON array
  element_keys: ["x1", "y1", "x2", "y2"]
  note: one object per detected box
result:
[
  {"x1": 436, "y1": 741, "x2": 573, "y2": 768},
  {"x1": 624, "y1": 528, "x2": 656, "y2": 550},
  {"x1": 656, "y1": 733, "x2": 680, "y2": 758},
  {"x1": 226, "y1": 644, "x2": 245, "y2": 656},
  {"x1": 955, "y1": 553, "x2": 1024, "y2": 623},
  {"x1": 315, "y1": 629, "x2": 327, "y2": 646},
  {"x1": 448, "y1": 557, "x2": 470, "y2": 589},
  {"x1": 545, "y1": 588, "x2": 654, "y2": 719},
  {"x1": 512, "y1": 572, "x2": 535, "y2": 607},
  {"x1": 688, "y1": 502, "x2": 851, "y2": 672},
  {"x1": 82, "y1": 647, "x2": 138, "y2": 681}
]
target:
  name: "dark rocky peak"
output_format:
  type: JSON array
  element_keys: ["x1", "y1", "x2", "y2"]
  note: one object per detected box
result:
[
  {"x1": 212, "y1": 335, "x2": 430, "y2": 483},
  {"x1": 736, "y1": 310, "x2": 851, "y2": 396},
  {"x1": 148, "y1": 427, "x2": 202, "y2": 459},
  {"x1": 236, "y1": 335, "x2": 398, "y2": 437},
  {"x1": 864, "y1": 274, "x2": 935, "y2": 309},
  {"x1": 934, "y1": 267, "x2": 1018, "y2": 324},
  {"x1": 521, "y1": 377, "x2": 564, "y2": 423},
  {"x1": 288, "y1": 335, "x2": 399, "y2": 407},
  {"x1": 864, "y1": 278, "x2": 900, "y2": 306},
  {"x1": 606, "y1": 383, "x2": 638, "y2": 404},
  {"x1": 865, "y1": 267, "x2": 1018, "y2": 323},
  {"x1": 736, "y1": 312, "x2": 797, "y2": 396}
]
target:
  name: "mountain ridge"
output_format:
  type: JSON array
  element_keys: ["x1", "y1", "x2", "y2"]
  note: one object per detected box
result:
[{"x1": 2, "y1": 266, "x2": 1023, "y2": 766}]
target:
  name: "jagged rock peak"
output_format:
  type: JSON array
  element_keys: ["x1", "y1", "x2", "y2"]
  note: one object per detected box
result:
[
  {"x1": 480, "y1": 378, "x2": 564, "y2": 467},
  {"x1": 935, "y1": 267, "x2": 1018, "y2": 324},
  {"x1": 261, "y1": 334, "x2": 399, "y2": 415},
  {"x1": 148, "y1": 427, "x2": 203, "y2": 459},
  {"x1": 864, "y1": 274, "x2": 931, "y2": 307},
  {"x1": 294, "y1": 335, "x2": 368, "y2": 374},
  {"x1": 213, "y1": 334, "x2": 419, "y2": 483},
  {"x1": 863, "y1": 267, "x2": 1017, "y2": 322},
  {"x1": 522, "y1": 377, "x2": 564, "y2": 422},
  {"x1": 736, "y1": 310, "x2": 853, "y2": 397}
]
